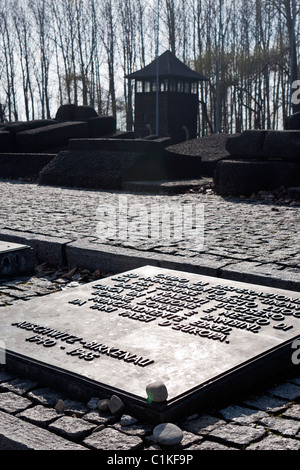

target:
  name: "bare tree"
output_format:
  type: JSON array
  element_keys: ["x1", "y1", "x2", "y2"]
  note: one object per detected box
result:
[
  {"x1": 164, "y1": 0, "x2": 177, "y2": 54},
  {"x1": 97, "y1": 0, "x2": 117, "y2": 119},
  {"x1": 118, "y1": 0, "x2": 138, "y2": 130},
  {"x1": 29, "y1": 0, "x2": 52, "y2": 119},
  {"x1": 0, "y1": 7, "x2": 18, "y2": 121},
  {"x1": 12, "y1": 0, "x2": 36, "y2": 120}
]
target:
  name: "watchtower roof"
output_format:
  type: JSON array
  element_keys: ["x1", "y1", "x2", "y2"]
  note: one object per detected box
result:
[{"x1": 126, "y1": 50, "x2": 208, "y2": 81}]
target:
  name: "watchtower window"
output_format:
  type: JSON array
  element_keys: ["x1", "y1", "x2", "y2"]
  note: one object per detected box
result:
[
  {"x1": 152, "y1": 80, "x2": 157, "y2": 92},
  {"x1": 177, "y1": 81, "x2": 184, "y2": 92},
  {"x1": 136, "y1": 81, "x2": 143, "y2": 93},
  {"x1": 169, "y1": 80, "x2": 176, "y2": 92},
  {"x1": 160, "y1": 79, "x2": 168, "y2": 92},
  {"x1": 144, "y1": 81, "x2": 151, "y2": 92},
  {"x1": 191, "y1": 82, "x2": 198, "y2": 94},
  {"x1": 184, "y1": 82, "x2": 190, "y2": 93}
]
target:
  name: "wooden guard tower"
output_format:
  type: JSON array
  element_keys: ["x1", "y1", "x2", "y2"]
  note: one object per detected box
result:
[{"x1": 126, "y1": 50, "x2": 208, "y2": 142}]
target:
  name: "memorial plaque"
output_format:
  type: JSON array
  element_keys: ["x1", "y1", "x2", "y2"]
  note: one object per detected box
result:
[
  {"x1": 0, "y1": 241, "x2": 35, "y2": 278},
  {"x1": 1, "y1": 265, "x2": 300, "y2": 422}
]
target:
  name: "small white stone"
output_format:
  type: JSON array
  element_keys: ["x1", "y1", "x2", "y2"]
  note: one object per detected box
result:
[
  {"x1": 146, "y1": 381, "x2": 168, "y2": 403},
  {"x1": 153, "y1": 423, "x2": 183, "y2": 446},
  {"x1": 108, "y1": 395, "x2": 125, "y2": 415}
]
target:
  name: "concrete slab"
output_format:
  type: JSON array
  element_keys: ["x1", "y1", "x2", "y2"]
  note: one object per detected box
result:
[
  {"x1": 220, "y1": 261, "x2": 300, "y2": 292},
  {"x1": 2, "y1": 265, "x2": 300, "y2": 422},
  {"x1": 122, "y1": 178, "x2": 211, "y2": 194},
  {"x1": 64, "y1": 239, "x2": 227, "y2": 277},
  {"x1": 0, "y1": 229, "x2": 72, "y2": 266},
  {"x1": 0, "y1": 241, "x2": 34, "y2": 278}
]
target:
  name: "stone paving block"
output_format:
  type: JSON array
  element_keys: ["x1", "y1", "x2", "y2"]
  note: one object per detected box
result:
[
  {"x1": 0, "y1": 378, "x2": 37, "y2": 395},
  {"x1": 82, "y1": 426, "x2": 144, "y2": 450},
  {"x1": 258, "y1": 416, "x2": 300, "y2": 437},
  {"x1": 27, "y1": 387, "x2": 65, "y2": 407},
  {"x1": 180, "y1": 414, "x2": 226, "y2": 436},
  {"x1": 178, "y1": 431, "x2": 203, "y2": 448},
  {"x1": 17, "y1": 404, "x2": 62, "y2": 427},
  {"x1": 190, "y1": 440, "x2": 233, "y2": 450},
  {"x1": 82, "y1": 410, "x2": 116, "y2": 425},
  {"x1": 282, "y1": 404, "x2": 300, "y2": 420},
  {"x1": 218, "y1": 405, "x2": 268, "y2": 425},
  {"x1": 267, "y1": 382, "x2": 300, "y2": 401},
  {"x1": 242, "y1": 395, "x2": 290, "y2": 413},
  {"x1": 289, "y1": 376, "x2": 300, "y2": 386},
  {"x1": 207, "y1": 423, "x2": 267, "y2": 447},
  {"x1": 247, "y1": 433, "x2": 300, "y2": 450},
  {"x1": 0, "y1": 410, "x2": 86, "y2": 450},
  {"x1": 112, "y1": 421, "x2": 153, "y2": 437},
  {"x1": 62, "y1": 399, "x2": 89, "y2": 417},
  {"x1": 0, "y1": 392, "x2": 32, "y2": 413},
  {"x1": 48, "y1": 415, "x2": 96, "y2": 441}
]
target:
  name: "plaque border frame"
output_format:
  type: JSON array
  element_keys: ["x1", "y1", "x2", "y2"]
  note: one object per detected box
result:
[{"x1": 4, "y1": 335, "x2": 300, "y2": 423}]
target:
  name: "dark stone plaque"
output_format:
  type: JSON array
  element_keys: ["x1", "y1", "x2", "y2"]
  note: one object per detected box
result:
[{"x1": 2, "y1": 265, "x2": 300, "y2": 422}]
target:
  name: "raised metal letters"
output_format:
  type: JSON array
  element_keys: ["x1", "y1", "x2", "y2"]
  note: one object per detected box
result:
[
  {"x1": 11, "y1": 321, "x2": 154, "y2": 367},
  {"x1": 84, "y1": 272, "x2": 299, "y2": 344}
]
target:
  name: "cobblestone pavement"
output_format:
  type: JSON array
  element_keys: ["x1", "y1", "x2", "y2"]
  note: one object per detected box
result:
[
  {"x1": 1, "y1": 179, "x2": 300, "y2": 452},
  {"x1": 0, "y1": 179, "x2": 300, "y2": 272}
]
